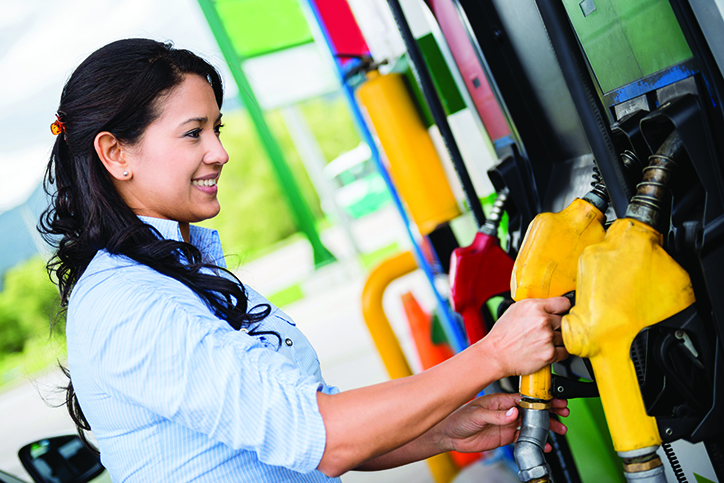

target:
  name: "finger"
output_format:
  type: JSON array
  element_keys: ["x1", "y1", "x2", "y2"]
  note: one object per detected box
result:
[
  {"x1": 544, "y1": 442, "x2": 552, "y2": 453},
  {"x1": 553, "y1": 330, "x2": 564, "y2": 346},
  {"x1": 550, "y1": 314, "x2": 563, "y2": 331},
  {"x1": 552, "y1": 346, "x2": 569, "y2": 363},
  {"x1": 479, "y1": 406, "x2": 519, "y2": 426},
  {"x1": 552, "y1": 407, "x2": 570, "y2": 418},
  {"x1": 477, "y1": 392, "x2": 521, "y2": 411},
  {"x1": 550, "y1": 418, "x2": 568, "y2": 436},
  {"x1": 550, "y1": 398, "x2": 569, "y2": 409},
  {"x1": 541, "y1": 296, "x2": 571, "y2": 315}
]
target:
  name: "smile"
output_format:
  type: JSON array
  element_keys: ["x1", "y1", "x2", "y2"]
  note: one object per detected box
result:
[{"x1": 191, "y1": 177, "x2": 218, "y2": 187}]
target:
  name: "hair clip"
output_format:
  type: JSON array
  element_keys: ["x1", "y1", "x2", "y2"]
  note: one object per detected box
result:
[{"x1": 51, "y1": 114, "x2": 66, "y2": 136}]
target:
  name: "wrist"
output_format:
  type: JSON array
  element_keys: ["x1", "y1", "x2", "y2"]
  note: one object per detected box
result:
[
  {"x1": 425, "y1": 418, "x2": 453, "y2": 454},
  {"x1": 472, "y1": 336, "x2": 507, "y2": 382}
]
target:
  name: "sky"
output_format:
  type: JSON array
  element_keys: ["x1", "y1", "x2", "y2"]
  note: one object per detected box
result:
[{"x1": 0, "y1": 0, "x2": 238, "y2": 214}]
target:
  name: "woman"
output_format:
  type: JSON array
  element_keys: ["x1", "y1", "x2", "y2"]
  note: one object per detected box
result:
[{"x1": 41, "y1": 39, "x2": 569, "y2": 482}]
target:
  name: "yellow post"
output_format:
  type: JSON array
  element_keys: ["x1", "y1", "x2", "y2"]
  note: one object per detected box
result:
[
  {"x1": 562, "y1": 218, "x2": 695, "y2": 452},
  {"x1": 361, "y1": 251, "x2": 459, "y2": 482}
]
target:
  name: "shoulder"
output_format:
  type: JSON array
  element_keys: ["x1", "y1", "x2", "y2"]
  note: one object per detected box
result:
[{"x1": 68, "y1": 250, "x2": 220, "y2": 335}]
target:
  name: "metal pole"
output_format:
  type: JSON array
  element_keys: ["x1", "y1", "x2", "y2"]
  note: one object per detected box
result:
[
  {"x1": 197, "y1": 0, "x2": 336, "y2": 268},
  {"x1": 279, "y1": 105, "x2": 363, "y2": 258},
  {"x1": 387, "y1": 0, "x2": 487, "y2": 229}
]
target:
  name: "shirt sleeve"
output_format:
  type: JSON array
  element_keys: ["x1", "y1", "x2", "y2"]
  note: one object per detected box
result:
[{"x1": 79, "y1": 271, "x2": 328, "y2": 474}]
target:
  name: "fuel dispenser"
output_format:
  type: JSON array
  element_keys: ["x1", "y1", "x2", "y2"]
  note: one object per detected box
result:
[{"x1": 438, "y1": 0, "x2": 724, "y2": 481}]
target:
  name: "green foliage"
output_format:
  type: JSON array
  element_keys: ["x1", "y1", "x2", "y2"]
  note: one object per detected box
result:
[
  {"x1": 0, "y1": 257, "x2": 62, "y2": 360},
  {"x1": 297, "y1": 94, "x2": 361, "y2": 161},
  {"x1": 201, "y1": 93, "x2": 360, "y2": 264}
]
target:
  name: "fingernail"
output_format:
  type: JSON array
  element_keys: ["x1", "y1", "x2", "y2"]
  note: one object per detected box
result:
[{"x1": 506, "y1": 408, "x2": 516, "y2": 417}]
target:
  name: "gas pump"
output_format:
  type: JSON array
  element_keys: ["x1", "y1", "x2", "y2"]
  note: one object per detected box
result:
[{"x1": 448, "y1": 0, "x2": 724, "y2": 481}]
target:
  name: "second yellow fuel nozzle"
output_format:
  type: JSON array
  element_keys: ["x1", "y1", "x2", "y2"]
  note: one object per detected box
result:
[
  {"x1": 563, "y1": 131, "x2": 695, "y2": 483},
  {"x1": 511, "y1": 172, "x2": 609, "y2": 483}
]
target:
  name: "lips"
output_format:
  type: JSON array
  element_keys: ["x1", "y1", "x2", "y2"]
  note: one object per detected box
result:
[{"x1": 191, "y1": 174, "x2": 220, "y2": 193}]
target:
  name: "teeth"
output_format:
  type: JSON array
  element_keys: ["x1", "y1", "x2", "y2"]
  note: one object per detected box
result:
[{"x1": 192, "y1": 178, "x2": 217, "y2": 187}]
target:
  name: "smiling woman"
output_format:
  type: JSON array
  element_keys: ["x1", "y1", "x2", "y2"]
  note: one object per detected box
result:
[
  {"x1": 39, "y1": 38, "x2": 571, "y2": 483},
  {"x1": 94, "y1": 74, "x2": 229, "y2": 242}
]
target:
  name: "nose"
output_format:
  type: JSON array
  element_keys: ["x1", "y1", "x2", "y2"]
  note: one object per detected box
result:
[{"x1": 204, "y1": 136, "x2": 229, "y2": 166}]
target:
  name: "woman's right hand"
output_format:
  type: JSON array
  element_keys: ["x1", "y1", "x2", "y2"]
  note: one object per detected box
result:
[{"x1": 478, "y1": 297, "x2": 570, "y2": 378}]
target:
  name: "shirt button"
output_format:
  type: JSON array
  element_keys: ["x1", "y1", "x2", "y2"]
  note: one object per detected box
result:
[{"x1": 285, "y1": 338, "x2": 293, "y2": 347}]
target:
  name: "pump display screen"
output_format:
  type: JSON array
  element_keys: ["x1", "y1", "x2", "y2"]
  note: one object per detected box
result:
[{"x1": 562, "y1": 0, "x2": 692, "y2": 95}]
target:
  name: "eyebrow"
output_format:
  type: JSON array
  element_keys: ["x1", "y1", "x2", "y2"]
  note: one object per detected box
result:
[{"x1": 180, "y1": 113, "x2": 223, "y2": 126}]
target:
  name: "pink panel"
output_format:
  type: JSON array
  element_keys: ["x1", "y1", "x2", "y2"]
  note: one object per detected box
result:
[{"x1": 427, "y1": 0, "x2": 510, "y2": 140}]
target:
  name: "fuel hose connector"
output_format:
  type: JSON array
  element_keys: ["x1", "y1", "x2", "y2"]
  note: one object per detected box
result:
[{"x1": 514, "y1": 399, "x2": 552, "y2": 483}]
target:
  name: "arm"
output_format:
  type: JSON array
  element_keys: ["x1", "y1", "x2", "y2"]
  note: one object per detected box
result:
[
  {"x1": 354, "y1": 394, "x2": 570, "y2": 471},
  {"x1": 316, "y1": 297, "x2": 570, "y2": 477}
]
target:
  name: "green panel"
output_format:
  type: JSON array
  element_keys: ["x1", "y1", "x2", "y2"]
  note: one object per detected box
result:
[
  {"x1": 417, "y1": 34, "x2": 466, "y2": 116},
  {"x1": 563, "y1": 0, "x2": 692, "y2": 93},
  {"x1": 390, "y1": 55, "x2": 435, "y2": 128},
  {"x1": 215, "y1": 0, "x2": 313, "y2": 58},
  {"x1": 566, "y1": 398, "x2": 626, "y2": 483}
]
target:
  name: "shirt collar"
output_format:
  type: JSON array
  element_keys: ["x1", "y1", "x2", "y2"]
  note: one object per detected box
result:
[{"x1": 137, "y1": 216, "x2": 226, "y2": 268}]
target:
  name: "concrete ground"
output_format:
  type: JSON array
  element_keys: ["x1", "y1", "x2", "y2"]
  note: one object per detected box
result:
[{"x1": 0, "y1": 206, "x2": 520, "y2": 482}]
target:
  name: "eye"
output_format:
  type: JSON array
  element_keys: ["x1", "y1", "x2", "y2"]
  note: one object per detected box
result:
[
  {"x1": 214, "y1": 123, "x2": 224, "y2": 136},
  {"x1": 185, "y1": 128, "x2": 202, "y2": 138}
]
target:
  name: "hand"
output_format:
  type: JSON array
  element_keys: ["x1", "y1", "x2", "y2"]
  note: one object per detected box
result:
[
  {"x1": 480, "y1": 298, "x2": 570, "y2": 377},
  {"x1": 437, "y1": 393, "x2": 569, "y2": 454}
]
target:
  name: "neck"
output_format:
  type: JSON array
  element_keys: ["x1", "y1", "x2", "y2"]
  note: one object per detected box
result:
[{"x1": 179, "y1": 222, "x2": 190, "y2": 243}]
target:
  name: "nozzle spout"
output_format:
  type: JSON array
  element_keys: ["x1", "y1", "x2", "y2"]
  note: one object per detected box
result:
[{"x1": 514, "y1": 402, "x2": 551, "y2": 482}]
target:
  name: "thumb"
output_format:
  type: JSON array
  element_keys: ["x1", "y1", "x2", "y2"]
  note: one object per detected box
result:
[{"x1": 484, "y1": 406, "x2": 519, "y2": 426}]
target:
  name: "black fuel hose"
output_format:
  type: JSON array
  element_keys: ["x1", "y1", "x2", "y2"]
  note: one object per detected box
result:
[
  {"x1": 386, "y1": 0, "x2": 487, "y2": 228},
  {"x1": 535, "y1": 0, "x2": 633, "y2": 217}
]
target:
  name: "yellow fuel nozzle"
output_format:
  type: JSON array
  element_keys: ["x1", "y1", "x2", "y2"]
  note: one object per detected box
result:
[
  {"x1": 562, "y1": 131, "x2": 694, "y2": 482},
  {"x1": 511, "y1": 194, "x2": 607, "y2": 482},
  {"x1": 511, "y1": 197, "x2": 607, "y2": 400},
  {"x1": 562, "y1": 218, "x2": 695, "y2": 452}
]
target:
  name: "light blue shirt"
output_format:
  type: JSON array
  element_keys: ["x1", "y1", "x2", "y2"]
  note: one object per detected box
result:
[{"x1": 66, "y1": 217, "x2": 341, "y2": 482}]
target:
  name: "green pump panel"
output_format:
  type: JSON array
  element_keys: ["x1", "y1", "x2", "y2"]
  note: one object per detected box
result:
[{"x1": 562, "y1": 0, "x2": 692, "y2": 93}]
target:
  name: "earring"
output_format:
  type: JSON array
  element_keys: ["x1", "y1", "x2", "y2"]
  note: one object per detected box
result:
[{"x1": 123, "y1": 171, "x2": 128, "y2": 177}]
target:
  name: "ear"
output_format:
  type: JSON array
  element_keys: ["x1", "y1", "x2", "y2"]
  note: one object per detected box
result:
[{"x1": 94, "y1": 131, "x2": 131, "y2": 180}]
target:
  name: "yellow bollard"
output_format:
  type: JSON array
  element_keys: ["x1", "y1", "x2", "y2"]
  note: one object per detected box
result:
[
  {"x1": 361, "y1": 251, "x2": 459, "y2": 483},
  {"x1": 562, "y1": 218, "x2": 695, "y2": 453}
]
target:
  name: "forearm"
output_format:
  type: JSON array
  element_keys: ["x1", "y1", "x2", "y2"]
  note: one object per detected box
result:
[
  {"x1": 353, "y1": 420, "x2": 447, "y2": 471},
  {"x1": 316, "y1": 339, "x2": 502, "y2": 476}
]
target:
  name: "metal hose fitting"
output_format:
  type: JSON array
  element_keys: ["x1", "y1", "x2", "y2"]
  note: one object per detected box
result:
[
  {"x1": 620, "y1": 448, "x2": 667, "y2": 483},
  {"x1": 582, "y1": 165, "x2": 611, "y2": 214},
  {"x1": 625, "y1": 131, "x2": 686, "y2": 228},
  {"x1": 514, "y1": 400, "x2": 552, "y2": 482},
  {"x1": 481, "y1": 188, "x2": 510, "y2": 236}
]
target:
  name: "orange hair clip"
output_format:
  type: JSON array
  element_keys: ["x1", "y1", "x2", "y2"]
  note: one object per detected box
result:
[{"x1": 51, "y1": 114, "x2": 65, "y2": 136}]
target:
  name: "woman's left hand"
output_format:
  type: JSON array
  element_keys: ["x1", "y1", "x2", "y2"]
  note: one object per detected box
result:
[{"x1": 437, "y1": 393, "x2": 569, "y2": 453}]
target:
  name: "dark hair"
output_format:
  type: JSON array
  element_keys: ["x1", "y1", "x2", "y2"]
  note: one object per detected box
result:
[{"x1": 39, "y1": 39, "x2": 272, "y2": 450}]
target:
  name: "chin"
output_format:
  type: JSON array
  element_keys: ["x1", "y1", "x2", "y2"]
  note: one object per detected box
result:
[{"x1": 195, "y1": 205, "x2": 221, "y2": 222}]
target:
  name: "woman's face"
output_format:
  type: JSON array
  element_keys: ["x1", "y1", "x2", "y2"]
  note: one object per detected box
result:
[{"x1": 119, "y1": 74, "x2": 228, "y2": 224}]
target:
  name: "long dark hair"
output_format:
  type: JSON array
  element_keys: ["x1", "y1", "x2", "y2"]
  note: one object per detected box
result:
[{"x1": 39, "y1": 39, "x2": 271, "y2": 449}]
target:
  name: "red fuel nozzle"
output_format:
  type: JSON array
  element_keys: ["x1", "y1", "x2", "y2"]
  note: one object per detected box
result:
[{"x1": 450, "y1": 230, "x2": 514, "y2": 344}]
